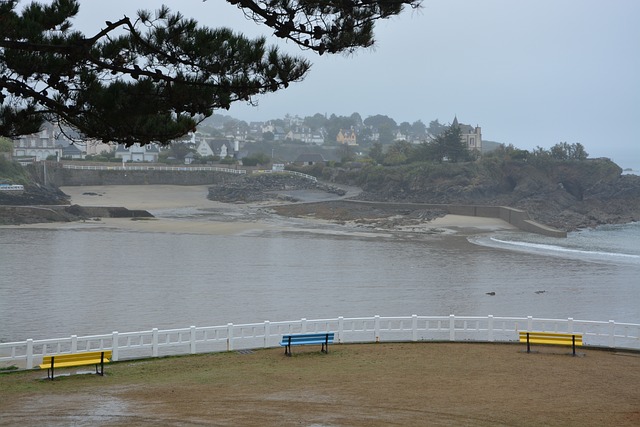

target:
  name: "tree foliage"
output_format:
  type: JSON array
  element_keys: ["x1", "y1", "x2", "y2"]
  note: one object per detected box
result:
[
  {"x1": 368, "y1": 141, "x2": 384, "y2": 164},
  {"x1": 413, "y1": 123, "x2": 473, "y2": 163},
  {"x1": 383, "y1": 140, "x2": 413, "y2": 165},
  {"x1": 1, "y1": 0, "x2": 420, "y2": 145},
  {"x1": 0, "y1": 136, "x2": 13, "y2": 152},
  {"x1": 549, "y1": 142, "x2": 589, "y2": 160},
  {"x1": 530, "y1": 142, "x2": 589, "y2": 161},
  {"x1": 427, "y1": 119, "x2": 446, "y2": 137}
]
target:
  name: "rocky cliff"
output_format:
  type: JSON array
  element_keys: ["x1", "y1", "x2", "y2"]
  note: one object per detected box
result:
[{"x1": 325, "y1": 158, "x2": 640, "y2": 231}]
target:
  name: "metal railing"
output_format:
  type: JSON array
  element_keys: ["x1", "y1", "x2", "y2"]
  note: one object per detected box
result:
[{"x1": 1, "y1": 315, "x2": 638, "y2": 370}]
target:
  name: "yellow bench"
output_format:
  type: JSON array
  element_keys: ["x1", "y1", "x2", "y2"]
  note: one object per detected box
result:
[
  {"x1": 519, "y1": 331, "x2": 583, "y2": 355},
  {"x1": 39, "y1": 350, "x2": 112, "y2": 380}
]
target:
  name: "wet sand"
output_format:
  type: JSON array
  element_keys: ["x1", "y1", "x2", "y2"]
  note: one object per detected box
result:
[
  {"x1": 57, "y1": 185, "x2": 515, "y2": 235},
  {"x1": 55, "y1": 185, "x2": 274, "y2": 235}
]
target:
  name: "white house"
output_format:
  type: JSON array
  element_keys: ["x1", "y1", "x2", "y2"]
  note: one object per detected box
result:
[
  {"x1": 285, "y1": 127, "x2": 325, "y2": 145},
  {"x1": 13, "y1": 124, "x2": 65, "y2": 161},
  {"x1": 114, "y1": 143, "x2": 160, "y2": 162},
  {"x1": 196, "y1": 138, "x2": 235, "y2": 158}
]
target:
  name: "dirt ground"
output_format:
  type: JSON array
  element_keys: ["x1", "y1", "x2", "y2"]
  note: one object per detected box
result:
[{"x1": 1, "y1": 343, "x2": 639, "y2": 426}]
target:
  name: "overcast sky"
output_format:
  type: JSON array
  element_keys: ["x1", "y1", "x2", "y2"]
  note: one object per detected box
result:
[{"x1": 69, "y1": 1, "x2": 639, "y2": 168}]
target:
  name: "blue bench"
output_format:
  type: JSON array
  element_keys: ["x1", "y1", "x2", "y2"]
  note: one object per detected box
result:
[{"x1": 279, "y1": 332, "x2": 335, "y2": 356}]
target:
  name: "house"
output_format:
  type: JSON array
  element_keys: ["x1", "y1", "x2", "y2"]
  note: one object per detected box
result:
[
  {"x1": 76, "y1": 140, "x2": 113, "y2": 156},
  {"x1": 272, "y1": 126, "x2": 287, "y2": 141},
  {"x1": 452, "y1": 116, "x2": 482, "y2": 152},
  {"x1": 115, "y1": 143, "x2": 160, "y2": 162},
  {"x1": 184, "y1": 152, "x2": 196, "y2": 165},
  {"x1": 13, "y1": 122, "x2": 115, "y2": 161},
  {"x1": 336, "y1": 128, "x2": 357, "y2": 145},
  {"x1": 61, "y1": 144, "x2": 85, "y2": 159},
  {"x1": 196, "y1": 138, "x2": 234, "y2": 158},
  {"x1": 294, "y1": 153, "x2": 326, "y2": 166},
  {"x1": 285, "y1": 127, "x2": 325, "y2": 145},
  {"x1": 13, "y1": 123, "x2": 65, "y2": 161}
]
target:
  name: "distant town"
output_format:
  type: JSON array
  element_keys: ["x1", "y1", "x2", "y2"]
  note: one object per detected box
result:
[{"x1": 4, "y1": 113, "x2": 495, "y2": 165}]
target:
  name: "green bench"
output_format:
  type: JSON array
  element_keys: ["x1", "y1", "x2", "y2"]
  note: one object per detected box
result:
[
  {"x1": 519, "y1": 331, "x2": 583, "y2": 355},
  {"x1": 279, "y1": 332, "x2": 334, "y2": 356},
  {"x1": 39, "y1": 350, "x2": 112, "y2": 380}
]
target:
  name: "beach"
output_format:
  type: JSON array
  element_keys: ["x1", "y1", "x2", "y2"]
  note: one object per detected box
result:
[
  {"x1": 56, "y1": 185, "x2": 516, "y2": 235},
  {"x1": 53, "y1": 185, "x2": 276, "y2": 235}
]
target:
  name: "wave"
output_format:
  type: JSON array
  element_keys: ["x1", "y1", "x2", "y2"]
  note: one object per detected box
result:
[
  {"x1": 488, "y1": 237, "x2": 640, "y2": 260},
  {"x1": 469, "y1": 228, "x2": 640, "y2": 266}
]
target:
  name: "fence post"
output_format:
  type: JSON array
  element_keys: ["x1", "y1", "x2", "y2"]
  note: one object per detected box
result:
[
  {"x1": 71, "y1": 335, "x2": 78, "y2": 353},
  {"x1": 375, "y1": 315, "x2": 380, "y2": 342},
  {"x1": 568, "y1": 318, "x2": 574, "y2": 333},
  {"x1": 449, "y1": 315, "x2": 455, "y2": 341},
  {"x1": 338, "y1": 316, "x2": 344, "y2": 343},
  {"x1": 112, "y1": 332, "x2": 119, "y2": 361},
  {"x1": 264, "y1": 321, "x2": 271, "y2": 348},
  {"x1": 488, "y1": 315, "x2": 494, "y2": 342},
  {"x1": 190, "y1": 326, "x2": 196, "y2": 354},
  {"x1": 227, "y1": 323, "x2": 234, "y2": 351},
  {"x1": 26, "y1": 339, "x2": 33, "y2": 369},
  {"x1": 301, "y1": 318, "x2": 307, "y2": 333},
  {"x1": 608, "y1": 320, "x2": 616, "y2": 347},
  {"x1": 527, "y1": 316, "x2": 533, "y2": 332},
  {"x1": 412, "y1": 315, "x2": 418, "y2": 342},
  {"x1": 152, "y1": 328, "x2": 159, "y2": 357}
]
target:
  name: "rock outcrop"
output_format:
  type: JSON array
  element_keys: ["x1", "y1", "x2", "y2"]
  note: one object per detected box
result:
[{"x1": 327, "y1": 158, "x2": 640, "y2": 231}]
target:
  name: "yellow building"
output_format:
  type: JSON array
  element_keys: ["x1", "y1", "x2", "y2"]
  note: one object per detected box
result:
[{"x1": 336, "y1": 128, "x2": 357, "y2": 145}]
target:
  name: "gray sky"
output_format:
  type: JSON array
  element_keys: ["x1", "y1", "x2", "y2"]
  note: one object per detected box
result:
[{"x1": 70, "y1": 0, "x2": 639, "y2": 168}]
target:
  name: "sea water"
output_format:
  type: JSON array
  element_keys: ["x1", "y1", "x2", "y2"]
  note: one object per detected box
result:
[{"x1": 1, "y1": 221, "x2": 639, "y2": 342}]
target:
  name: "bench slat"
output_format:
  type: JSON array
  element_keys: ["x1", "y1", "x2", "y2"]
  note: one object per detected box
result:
[
  {"x1": 39, "y1": 359, "x2": 107, "y2": 369},
  {"x1": 518, "y1": 332, "x2": 583, "y2": 345},
  {"x1": 40, "y1": 351, "x2": 113, "y2": 365},
  {"x1": 519, "y1": 337, "x2": 583, "y2": 346}
]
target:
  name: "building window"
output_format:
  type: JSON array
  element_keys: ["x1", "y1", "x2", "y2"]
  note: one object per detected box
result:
[{"x1": 470, "y1": 137, "x2": 475, "y2": 146}]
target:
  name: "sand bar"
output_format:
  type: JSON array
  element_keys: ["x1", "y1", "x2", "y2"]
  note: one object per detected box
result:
[{"x1": 12, "y1": 185, "x2": 516, "y2": 235}]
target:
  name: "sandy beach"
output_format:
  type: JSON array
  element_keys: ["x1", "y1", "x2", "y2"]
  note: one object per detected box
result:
[
  {"x1": 51, "y1": 185, "x2": 276, "y2": 235},
  {"x1": 62, "y1": 185, "x2": 219, "y2": 210},
  {"x1": 54, "y1": 185, "x2": 515, "y2": 235}
]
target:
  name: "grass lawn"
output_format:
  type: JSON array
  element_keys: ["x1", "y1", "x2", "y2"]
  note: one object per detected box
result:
[{"x1": 1, "y1": 342, "x2": 639, "y2": 426}]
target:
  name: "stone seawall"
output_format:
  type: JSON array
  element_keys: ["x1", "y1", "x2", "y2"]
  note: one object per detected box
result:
[
  {"x1": 36, "y1": 162, "x2": 243, "y2": 187},
  {"x1": 343, "y1": 201, "x2": 567, "y2": 237}
]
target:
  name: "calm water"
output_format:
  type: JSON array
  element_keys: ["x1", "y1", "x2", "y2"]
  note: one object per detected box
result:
[{"x1": 1, "y1": 218, "x2": 639, "y2": 343}]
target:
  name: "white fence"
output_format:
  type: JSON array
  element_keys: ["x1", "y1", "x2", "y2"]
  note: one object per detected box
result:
[
  {"x1": 253, "y1": 169, "x2": 318, "y2": 182},
  {"x1": 1, "y1": 315, "x2": 638, "y2": 370},
  {"x1": 61, "y1": 164, "x2": 246, "y2": 174}
]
